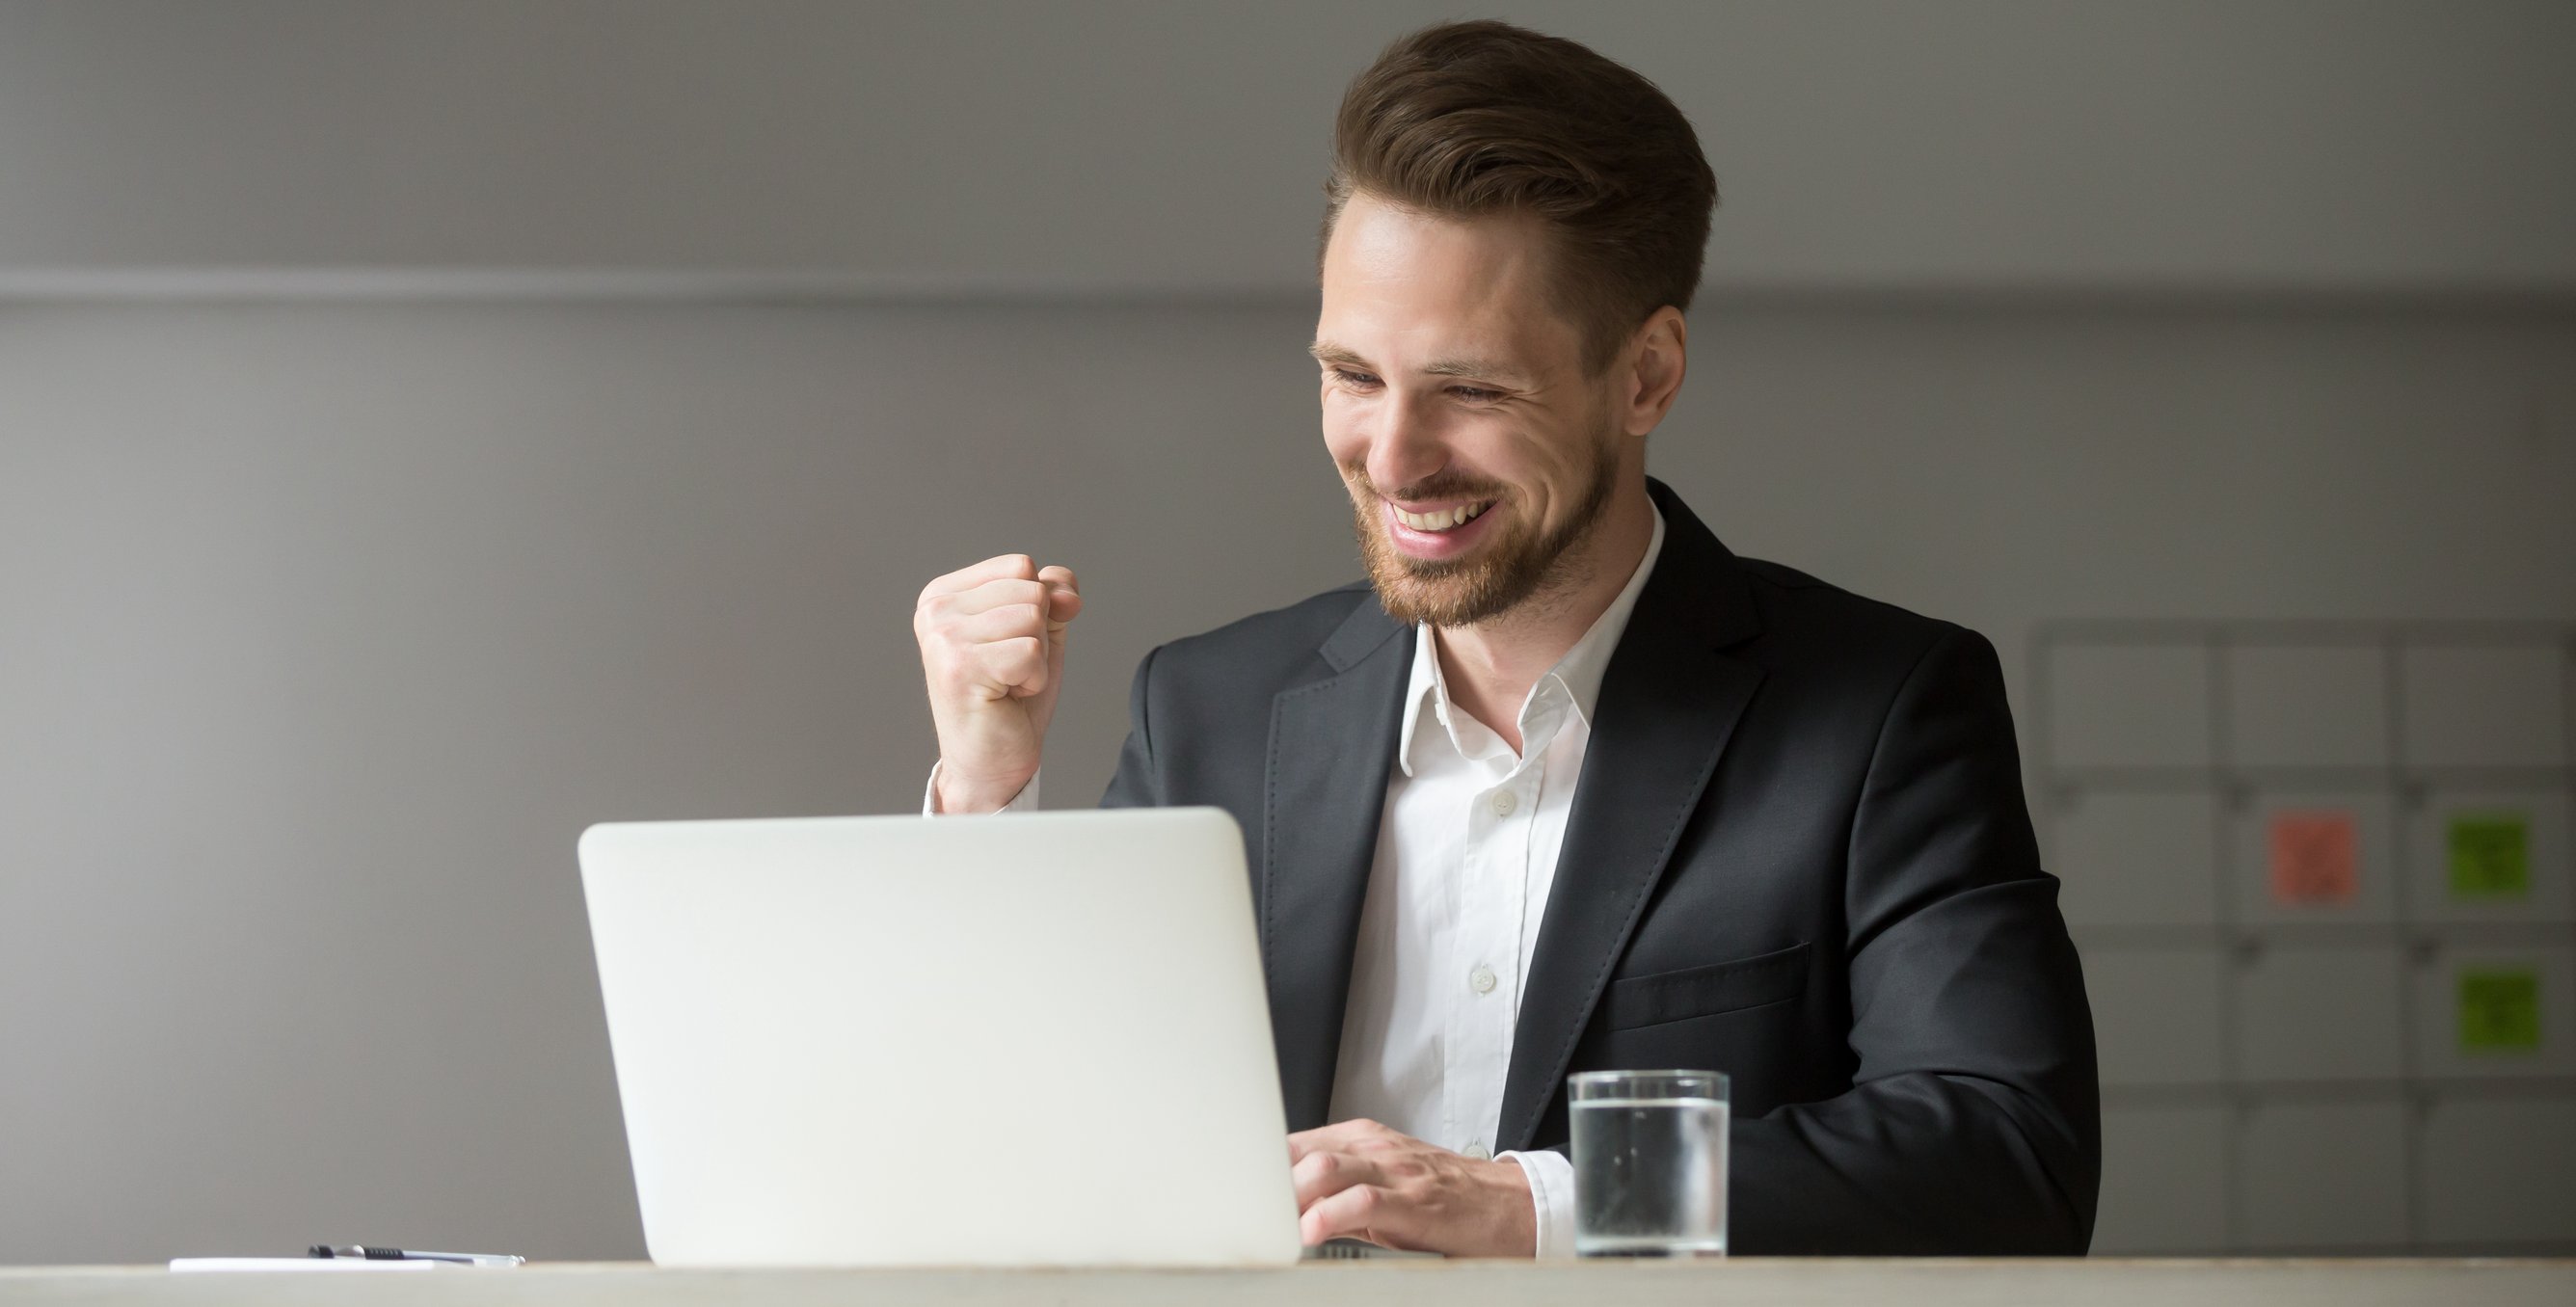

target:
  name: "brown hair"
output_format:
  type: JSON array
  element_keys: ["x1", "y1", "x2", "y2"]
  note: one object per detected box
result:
[{"x1": 1323, "y1": 20, "x2": 1718, "y2": 375}]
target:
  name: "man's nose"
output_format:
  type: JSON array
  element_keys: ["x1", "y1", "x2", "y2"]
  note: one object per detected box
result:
[{"x1": 1363, "y1": 393, "x2": 1449, "y2": 495}]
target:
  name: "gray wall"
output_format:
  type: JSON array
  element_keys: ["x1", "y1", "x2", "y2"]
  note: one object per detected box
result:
[
  {"x1": 4, "y1": 0, "x2": 2574, "y2": 294},
  {"x1": 4, "y1": 300, "x2": 2568, "y2": 1262},
  {"x1": 2, "y1": 0, "x2": 2573, "y2": 1268}
]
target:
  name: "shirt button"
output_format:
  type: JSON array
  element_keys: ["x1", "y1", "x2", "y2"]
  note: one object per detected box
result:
[
  {"x1": 1463, "y1": 1141, "x2": 1491, "y2": 1160},
  {"x1": 1491, "y1": 789, "x2": 1517, "y2": 816},
  {"x1": 1469, "y1": 964, "x2": 1497, "y2": 994}
]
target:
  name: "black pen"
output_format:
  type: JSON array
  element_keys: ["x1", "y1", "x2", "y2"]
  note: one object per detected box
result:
[{"x1": 309, "y1": 1245, "x2": 525, "y2": 1267}]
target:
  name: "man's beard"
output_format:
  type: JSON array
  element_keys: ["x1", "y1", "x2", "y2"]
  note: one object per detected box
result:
[{"x1": 1345, "y1": 431, "x2": 1623, "y2": 627}]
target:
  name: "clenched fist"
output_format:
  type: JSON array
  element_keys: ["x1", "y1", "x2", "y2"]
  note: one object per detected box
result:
[{"x1": 914, "y1": 554, "x2": 1083, "y2": 814}]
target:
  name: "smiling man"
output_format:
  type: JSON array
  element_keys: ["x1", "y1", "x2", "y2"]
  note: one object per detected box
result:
[{"x1": 913, "y1": 20, "x2": 2098, "y2": 1257}]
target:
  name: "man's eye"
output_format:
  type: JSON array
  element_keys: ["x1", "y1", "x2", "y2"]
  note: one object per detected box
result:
[
  {"x1": 1449, "y1": 386, "x2": 1502, "y2": 402},
  {"x1": 1332, "y1": 369, "x2": 1382, "y2": 388}
]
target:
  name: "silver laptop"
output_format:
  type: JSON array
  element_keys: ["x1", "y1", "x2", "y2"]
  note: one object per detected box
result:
[{"x1": 577, "y1": 808, "x2": 1304, "y2": 1267}]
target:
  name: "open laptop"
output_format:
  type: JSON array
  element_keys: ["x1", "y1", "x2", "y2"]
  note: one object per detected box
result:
[{"x1": 577, "y1": 808, "x2": 1307, "y2": 1267}]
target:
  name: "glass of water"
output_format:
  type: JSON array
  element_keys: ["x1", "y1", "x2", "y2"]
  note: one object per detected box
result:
[{"x1": 1569, "y1": 1069, "x2": 1730, "y2": 1257}]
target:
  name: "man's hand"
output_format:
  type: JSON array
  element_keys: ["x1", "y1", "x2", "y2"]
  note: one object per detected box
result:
[
  {"x1": 1288, "y1": 1119, "x2": 1536, "y2": 1257},
  {"x1": 914, "y1": 554, "x2": 1082, "y2": 814}
]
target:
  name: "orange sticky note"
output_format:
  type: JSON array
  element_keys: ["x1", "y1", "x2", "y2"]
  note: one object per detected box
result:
[{"x1": 2269, "y1": 810, "x2": 2358, "y2": 906}]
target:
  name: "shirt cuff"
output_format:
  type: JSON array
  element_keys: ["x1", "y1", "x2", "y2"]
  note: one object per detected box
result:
[
  {"x1": 923, "y1": 762, "x2": 1040, "y2": 814},
  {"x1": 1498, "y1": 1148, "x2": 1577, "y2": 1259}
]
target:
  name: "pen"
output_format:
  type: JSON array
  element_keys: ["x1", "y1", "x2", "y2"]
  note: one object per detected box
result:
[{"x1": 309, "y1": 1245, "x2": 525, "y2": 1267}]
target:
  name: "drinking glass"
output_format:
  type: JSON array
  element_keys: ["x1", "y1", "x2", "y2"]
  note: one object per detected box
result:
[{"x1": 1568, "y1": 1069, "x2": 1730, "y2": 1257}]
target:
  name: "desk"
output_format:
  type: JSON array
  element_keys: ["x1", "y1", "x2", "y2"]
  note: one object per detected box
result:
[{"x1": 5, "y1": 1259, "x2": 2572, "y2": 1306}]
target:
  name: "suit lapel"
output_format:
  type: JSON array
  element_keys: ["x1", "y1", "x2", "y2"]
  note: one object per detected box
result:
[
  {"x1": 1496, "y1": 485, "x2": 1766, "y2": 1149},
  {"x1": 1262, "y1": 594, "x2": 1411, "y2": 1131}
]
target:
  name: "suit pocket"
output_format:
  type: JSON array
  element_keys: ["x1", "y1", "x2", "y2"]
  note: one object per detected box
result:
[{"x1": 1600, "y1": 942, "x2": 1811, "y2": 1030}]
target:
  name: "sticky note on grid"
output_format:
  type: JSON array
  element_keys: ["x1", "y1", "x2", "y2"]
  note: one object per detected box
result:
[
  {"x1": 2457, "y1": 968, "x2": 2543, "y2": 1053},
  {"x1": 2269, "y1": 809, "x2": 2358, "y2": 906},
  {"x1": 2448, "y1": 812, "x2": 2532, "y2": 900}
]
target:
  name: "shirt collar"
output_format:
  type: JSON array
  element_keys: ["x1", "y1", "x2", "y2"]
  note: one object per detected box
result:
[{"x1": 1396, "y1": 504, "x2": 1668, "y2": 777}]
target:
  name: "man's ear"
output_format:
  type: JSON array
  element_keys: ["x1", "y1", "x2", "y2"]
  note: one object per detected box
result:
[{"x1": 1620, "y1": 307, "x2": 1689, "y2": 437}]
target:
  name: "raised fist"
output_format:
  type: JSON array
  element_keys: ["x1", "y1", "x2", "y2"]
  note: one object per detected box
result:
[{"x1": 913, "y1": 554, "x2": 1082, "y2": 813}]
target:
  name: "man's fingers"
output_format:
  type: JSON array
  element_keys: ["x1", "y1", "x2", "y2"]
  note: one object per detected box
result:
[
  {"x1": 1042, "y1": 585, "x2": 1084, "y2": 633},
  {"x1": 969, "y1": 636, "x2": 1046, "y2": 698},
  {"x1": 1288, "y1": 1118, "x2": 1397, "y2": 1163},
  {"x1": 1290, "y1": 1149, "x2": 1382, "y2": 1211},
  {"x1": 1035, "y1": 567, "x2": 1083, "y2": 635},
  {"x1": 1299, "y1": 1182, "x2": 1418, "y2": 1250},
  {"x1": 923, "y1": 553, "x2": 1038, "y2": 600},
  {"x1": 921, "y1": 556, "x2": 1075, "y2": 605},
  {"x1": 953, "y1": 603, "x2": 1046, "y2": 646},
  {"x1": 942, "y1": 577, "x2": 1051, "y2": 618},
  {"x1": 1282, "y1": 1121, "x2": 1528, "y2": 1257}
]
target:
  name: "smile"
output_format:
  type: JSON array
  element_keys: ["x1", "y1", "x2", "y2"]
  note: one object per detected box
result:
[{"x1": 1389, "y1": 500, "x2": 1495, "y2": 533}]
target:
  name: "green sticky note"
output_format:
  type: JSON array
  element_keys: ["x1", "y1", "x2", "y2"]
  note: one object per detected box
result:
[
  {"x1": 2448, "y1": 812, "x2": 2532, "y2": 900},
  {"x1": 2457, "y1": 969, "x2": 2542, "y2": 1053}
]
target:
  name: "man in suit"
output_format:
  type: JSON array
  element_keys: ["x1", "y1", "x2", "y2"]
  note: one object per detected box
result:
[{"x1": 913, "y1": 20, "x2": 2097, "y2": 1257}]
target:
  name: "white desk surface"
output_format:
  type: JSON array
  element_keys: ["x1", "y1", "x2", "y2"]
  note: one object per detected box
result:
[{"x1": 5, "y1": 1259, "x2": 2572, "y2": 1306}]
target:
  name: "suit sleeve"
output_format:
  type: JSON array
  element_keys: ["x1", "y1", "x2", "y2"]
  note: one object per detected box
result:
[
  {"x1": 1097, "y1": 644, "x2": 1163, "y2": 809},
  {"x1": 1731, "y1": 626, "x2": 2101, "y2": 1254}
]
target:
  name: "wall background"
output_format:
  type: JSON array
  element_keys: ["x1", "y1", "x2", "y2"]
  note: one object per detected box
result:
[
  {"x1": 4, "y1": 0, "x2": 2574, "y2": 293},
  {"x1": 2, "y1": 0, "x2": 2570, "y2": 1265}
]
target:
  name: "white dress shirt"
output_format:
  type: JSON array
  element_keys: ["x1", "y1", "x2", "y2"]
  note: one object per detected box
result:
[
  {"x1": 927, "y1": 507, "x2": 1667, "y2": 1258},
  {"x1": 1324, "y1": 506, "x2": 1664, "y2": 1258}
]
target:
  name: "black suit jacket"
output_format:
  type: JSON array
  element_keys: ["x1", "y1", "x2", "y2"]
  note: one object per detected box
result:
[{"x1": 1099, "y1": 480, "x2": 2099, "y2": 1254}]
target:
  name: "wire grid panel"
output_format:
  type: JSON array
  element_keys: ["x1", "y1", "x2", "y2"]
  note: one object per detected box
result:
[{"x1": 2032, "y1": 621, "x2": 2576, "y2": 1257}]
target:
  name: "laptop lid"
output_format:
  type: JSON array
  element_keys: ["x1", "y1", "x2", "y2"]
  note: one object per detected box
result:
[{"x1": 577, "y1": 808, "x2": 1301, "y2": 1267}]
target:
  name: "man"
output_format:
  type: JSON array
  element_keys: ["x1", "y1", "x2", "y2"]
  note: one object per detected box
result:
[{"x1": 913, "y1": 21, "x2": 2097, "y2": 1257}]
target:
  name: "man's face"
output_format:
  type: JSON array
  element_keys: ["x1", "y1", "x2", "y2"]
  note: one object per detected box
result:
[{"x1": 1313, "y1": 192, "x2": 1626, "y2": 627}]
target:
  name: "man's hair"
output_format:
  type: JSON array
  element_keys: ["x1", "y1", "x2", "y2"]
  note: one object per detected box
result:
[{"x1": 1323, "y1": 20, "x2": 1718, "y2": 375}]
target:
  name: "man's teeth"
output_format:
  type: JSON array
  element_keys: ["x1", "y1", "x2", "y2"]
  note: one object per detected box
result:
[{"x1": 1395, "y1": 501, "x2": 1492, "y2": 532}]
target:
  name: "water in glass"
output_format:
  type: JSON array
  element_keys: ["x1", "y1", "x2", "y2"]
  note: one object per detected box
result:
[{"x1": 1570, "y1": 1094, "x2": 1729, "y2": 1256}]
